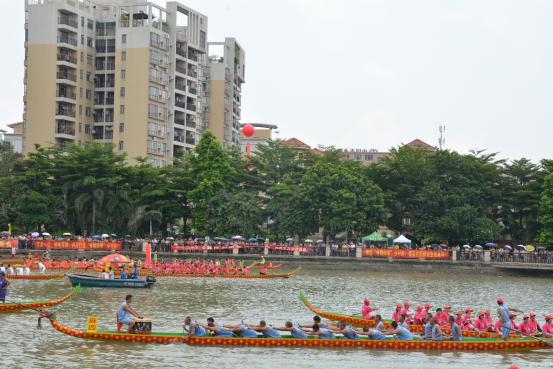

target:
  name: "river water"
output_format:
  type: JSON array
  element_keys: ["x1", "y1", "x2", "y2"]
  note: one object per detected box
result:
[{"x1": 2, "y1": 266, "x2": 552, "y2": 369}]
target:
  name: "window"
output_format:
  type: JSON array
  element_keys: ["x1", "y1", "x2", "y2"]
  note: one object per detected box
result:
[
  {"x1": 79, "y1": 88, "x2": 83, "y2": 98},
  {"x1": 86, "y1": 89, "x2": 92, "y2": 99},
  {"x1": 200, "y1": 30, "x2": 206, "y2": 48},
  {"x1": 86, "y1": 72, "x2": 91, "y2": 82},
  {"x1": 80, "y1": 51, "x2": 84, "y2": 62},
  {"x1": 87, "y1": 37, "x2": 93, "y2": 48},
  {"x1": 85, "y1": 124, "x2": 91, "y2": 134},
  {"x1": 121, "y1": 34, "x2": 126, "y2": 44},
  {"x1": 79, "y1": 105, "x2": 82, "y2": 115},
  {"x1": 120, "y1": 105, "x2": 125, "y2": 114},
  {"x1": 81, "y1": 16, "x2": 84, "y2": 28},
  {"x1": 121, "y1": 69, "x2": 126, "y2": 79},
  {"x1": 120, "y1": 87, "x2": 125, "y2": 96},
  {"x1": 365, "y1": 154, "x2": 373, "y2": 161},
  {"x1": 118, "y1": 140, "x2": 124, "y2": 151},
  {"x1": 119, "y1": 123, "x2": 124, "y2": 132},
  {"x1": 87, "y1": 54, "x2": 93, "y2": 65},
  {"x1": 81, "y1": 35, "x2": 84, "y2": 45},
  {"x1": 79, "y1": 123, "x2": 82, "y2": 133},
  {"x1": 87, "y1": 19, "x2": 93, "y2": 30},
  {"x1": 85, "y1": 107, "x2": 91, "y2": 117},
  {"x1": 80, "y1": 69, "x2": 83, "y2": 80},
  {"x1": 121, "y1": 51, "x2": 126, "y2": 61}
]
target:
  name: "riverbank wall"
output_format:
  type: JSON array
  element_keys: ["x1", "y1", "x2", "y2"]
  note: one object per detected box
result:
[{"x1": 3, "y1": 249, "x2": 552, "y2": 276}]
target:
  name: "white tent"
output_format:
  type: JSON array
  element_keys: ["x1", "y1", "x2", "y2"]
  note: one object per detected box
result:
[{"x1": 393, "y1": 235, "x2": 411, "y2": 244}]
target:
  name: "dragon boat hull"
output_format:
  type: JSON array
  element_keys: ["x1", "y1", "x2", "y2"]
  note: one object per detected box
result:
[
  {"x1": 0, "y1": 286, "x2": 80, "y2": 313},
  {"x1": 7, "y1": 274, "x2": 65, "y2": 280}
]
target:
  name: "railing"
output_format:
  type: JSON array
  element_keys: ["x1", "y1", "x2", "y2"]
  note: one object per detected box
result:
[
  {"x1": 186, "y1": 104, "x2": 196, "y2": 112},
  {"x1": 188, "y1": 87, "x2": 197, "y2": 95},
  {"x1": 493, "y1": 251, "x2": 553, "y2": 264},
  {"x1": 56, "y1": 90, "x2": 76, "y2": 99},
  {"x1": 176, "y1": 48, "x2": 186, "y2": 58},
  {"x1": 58, "y1": 16, "x2": 78, "y2": 28},
  {"x1": 185, "y1": 137, "x2": 195, "y2": 145},
  {"x1": 57, "y1": 71, "x2": 77, "y2": 81},
  {"x1": 56, "y1": 125, "x2": 75, "y2": 135},
  {"x1": 175, "y1": 65, "x2": 187, "y2": 75},
  {"x1": 187, "y1": 70, "x2": 197, "y2": 78},
  {"x1": 105, "y1": 98, "x2": 114, "y2": 105},
  {"x1": 57, "y1": 53, "x2": 77, "y2": 64},
  {"x1": 56, "y1": 108, "x2": 76, "y2": 117},
  {"x1": 174, "y1": 118, "x2": 185, "y2": 125},
  {"x1": 57, "y1": 35, "x2": 78, "y2": 46},
  {"x1": 186, "y1": 120, "x2": 196, "y2": 129},
  {"x1": 174, "y1": 135, "x2": 184, "y2": 143},
  {"x1": 175, "y1": 100, "x2": 185, "y2": 109},
  {"x1": 455, "y1": 250, "x2": 484, "y2": 261},
  {"x1": 175, "y1": 83, "x2": 186, "y2": 91}
]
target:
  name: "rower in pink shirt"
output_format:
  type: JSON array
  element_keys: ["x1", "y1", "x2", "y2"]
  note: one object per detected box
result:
[
  {"x1": 403, "y1": 300, "x2": 413, "y2": 324},
  {"x1": 484, "y1": 310, "x2": 496, "y2": 332},
  {"x1": 462, "y1": 308, "x2": 474, "y2": 329},
  {"x1": 542, "y1": 316, "x2": 553, "y2": 338},
  {"x1": 454, "y1": 311, "x2": 463, "y2": 326},
  {"x1": 413, "y1": 306, "x2": 424, "y2": 325},
  {"x1": 528, "y1": 312, "x2": 541, "y2": 335},
  {"x1": 392, "y1": 304, "x2": 402, "y2": 323},
  {"x1": 421, "y1": 304, "x2": 431, "y2": 323},
  {"x1": 518, "y1": 315, "x2": 533, "y2": 335},
  {"x1": 439, "y1": 307, "x2": 451, "y2": 327},
  {"x1": 361, "y1": 298, "x2": 378, "y2": 320},
  {"x1": 474, "y1": 312, "x2": 487, "y2": 331}
]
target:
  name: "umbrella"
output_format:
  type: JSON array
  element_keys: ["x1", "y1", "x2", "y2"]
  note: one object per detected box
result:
[
  {"x1": 286, "y1": 237, "x2": 294, "y2": 242},
  {"x1": 304, "y1": 239, "x2": 314, "y2": 243},
  {"x1": 91, "y1": 235, "x2": 101, "y2": 240},
  {"x1": 42, "y1": 232, "x2": 51, "y2": 237},
  {"x1": 110, "y1": 233, "x2": 117, "y2": 237},
  {"x1": 316, "y1": 240, "x2": 324, "y2": 243},
  {"x1": 485, "y1": 242, "x2": 496, "y2": 247},
  {"x1": 96, "y1": 253, "x2": 131, "y2": 267},
  {"x1": 166, "y1": 237, "x2": 175, "y2": 241},
  {"x1": 525, "y1": 245, "x2": 535, "y2": 252},
  {"x1": 537, "y1": 246, "x2": 546, "y2": 251},
  {"x1": 503, "y1": 245, "x2": 513, "y2": 250},
  {"x1": 214, "y1": 237, "x2": 228, "y2": 241},
  {"x1": 248, "y1": 237, "x2": 258, "y2": 243},
  {"x1": 473, "y1": 245, "x2": 483, "y2": 250},
  {"x1": 62, "y1": 232, "x2": 72, "y2": 236},
  {"x1": 232, "y1": 235, "x2": 244, "y2": 240},
  {"x1": 31, "y1": 232, "x2": 40, "y2": 238},
  {"x1": 125, "y1": 234, "x2": 132, "y2": 238},
  {"x1": 515, "y1": 244, "x2": 526, "y2": 251},
  {"x1": 1, "y1": 231, "x2": 10, "y2": 236},
  {"x1": 463, "y1": 245, "x2": 471, "y2": 249},
  {"x1": 256, "y1": 238, "x2": 265, "y2": 243}
]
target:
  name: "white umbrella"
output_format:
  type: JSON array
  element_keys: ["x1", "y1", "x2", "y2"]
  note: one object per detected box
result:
[
  {"x1": 304, "y1": 239, "x2": 314, "y2": 243},
  {"x1": 393, "y1": 235, "x2": 411, "y2": 244},
  {"x1": 62, "y1": 232, "x2": 72, "y2": 236},
  {"x1": 474, "y1": 245, "x2": 483, "y2": 250},
  {"x1": 232, "y1": 235, "x2": 244, "y2": 240},
  {"x1": 42, "y1": 232, "x2": 51, "y2": 237},
  {"x1": 101, "y1": 233, "x2": 109, "y2": 238},
  {"x1": 463, "y1": 245, "x2": 471, "y2": 249}
]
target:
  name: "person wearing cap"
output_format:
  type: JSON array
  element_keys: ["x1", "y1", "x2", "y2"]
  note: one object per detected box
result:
[
  {"x1": 403, "y1": 300, "x2": 413, "y2": 324},
  {"x1": 528, "y1": 312, "x2": 541, "y2": 335},
  {"x1": 0, "y1": 270, "x2": 9, "y2": 302},
  {"x1": 542, "y1": 316, "x2": 553, "y2": 338},
  {"x1": 496, "y1": 298, "x2": 524, "y2": 341},
  {"x1": 462, "y1": 308, "x2": 473, "y2": 328},
  {"x1": 361, "y1": 298, "x2": 378, "y2": 320},
  {"x1": 414, "y1": 306, "x2": 425, "y2": 326},
  {"x1": 474, "y1": 312, "x2": 487, "y2": 332},
  {"x1": 439, "y1": 307, "x2": 450, "y2": 327},
  {"x1": 392, "y1": 304, "x2": 403, "y2": 323},
  {"x1": 421, "y1": 304, "x2": 431, "y2": 324},
  {"x1": 518, "y1": 316, "x2": 533, "y2": 335},
  {"x1": 484, "y1": 310, "x2": 496, "y2": 332},
  {"x1": 454, "y1": 311, "x2": 463, "y2": 326}
]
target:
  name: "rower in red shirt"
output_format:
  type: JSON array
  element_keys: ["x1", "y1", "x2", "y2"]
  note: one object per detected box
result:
[
  {"x1": 361, "y1": 298, "x2": 377, "y2": 320},
  {"x1": 454, "y1": 311, "x2": 463, "y2": 326},
  {"x1": 518, "y1": 315, "x2": 533, "y2": 335},
  {"x1": 542, "y1": 316, "x2": 553, "y2": 338},
  {"x1": 392, "y1": 304, "x2": 402, "y2": 323},
  {"x1": 403, "y1": 300, "x2": 413, "y2": 324},
  {"x1": 439, "y1": 307, "x2": 451, "y2": 327},
  {"x1": 413, "y1": 306, "x2": 424, "y2": 325},
  {"x1": 474, "y1": 312, "x2": 487, "y2": 331},
  {"x1": 528, "y1": 312, "x2": 541, "y2": 335},
  {"x1": 421, "y1": 304, "x2": 431, "y2": 323},
  {"x1": 484, "y1": 310, "x2": 496, "y2": 332},
  {"x1": 462, "y1": 308, "x2": 474, "y2": 329}
]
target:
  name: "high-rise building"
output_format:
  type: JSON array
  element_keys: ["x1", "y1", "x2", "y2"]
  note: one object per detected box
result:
[
  {"x1": 23, "y1": 0, "x2": 209, "y2": 166},
  {"x1": 205, "y1": 38, "x2": 245, "y2": 148}
]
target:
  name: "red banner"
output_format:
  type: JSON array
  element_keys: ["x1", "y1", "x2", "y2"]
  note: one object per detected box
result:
[
  {"x1": 170, "y1": 244, "x2": 310, "y2": 253},
  {"x1": 0, "y1": 239, "x2": 17, "y2": 249},
  {"x1": 33, "y1": 240, "x2": 121, "y2": 251},
  {"x1": 362, "y1": 248, "x2": 450, "y2": 260}
]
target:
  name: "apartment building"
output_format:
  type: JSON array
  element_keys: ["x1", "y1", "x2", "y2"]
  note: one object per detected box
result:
[
  {"x1": 23, "y1": 0, "x2": 208, "y2": 166},
  {"x1": 205, "y1": 38, "x2": 245, "y2": 148}
]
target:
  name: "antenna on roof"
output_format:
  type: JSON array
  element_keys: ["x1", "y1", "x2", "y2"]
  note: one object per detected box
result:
[{"x1": 438, "y1": 124, "x2": 446, "y2": 150}]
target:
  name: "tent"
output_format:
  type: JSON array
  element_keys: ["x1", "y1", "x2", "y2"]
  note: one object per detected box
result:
[
  {"x1": 393, "y1": 235, "x2": 411, "y2": 244},
  {"x1": 362, "y1": 231, "x2": 388, "y2": 242}
]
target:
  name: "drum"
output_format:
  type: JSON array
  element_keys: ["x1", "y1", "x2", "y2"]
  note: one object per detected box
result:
[{"x1": 134, "y1": 318, "x2": 152, "y2": 334}]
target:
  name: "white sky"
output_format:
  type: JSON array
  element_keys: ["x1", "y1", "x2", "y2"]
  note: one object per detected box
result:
[{"x1": 1, "y1": 0, "x2": 552, "y2": 162}]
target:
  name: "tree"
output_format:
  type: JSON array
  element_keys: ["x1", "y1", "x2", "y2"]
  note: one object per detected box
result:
[{"x1": 538, "y1": 174, "x2": 553, "y2": 244}]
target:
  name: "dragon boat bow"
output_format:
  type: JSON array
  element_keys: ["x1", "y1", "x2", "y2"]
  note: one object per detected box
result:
[{"x1": 0, "y1": 285, "x2": 80, "y2": 313}]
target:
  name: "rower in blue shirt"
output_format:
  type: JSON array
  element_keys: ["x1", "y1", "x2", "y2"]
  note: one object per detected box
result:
[
  {"x1": 430, "y1": 318, "x2": 443, "y2": 341},
  {"x1": 274, "y1": 321, "x2": 309, "y2": 339},
  {"x1": 302, "y1": 324, "x2": 335, "y2": 339},
  {"x1": 448, "y1": 316, "x2": 463, "y2": 341},
  {"x1": 183, "y1": 316, "x2": 206, "y2": 337},
  {"x1": 357, "y1": 327, "x2": 389, "y2": 340},
  {"x1": 201, "y1": 317, "x2": 234, "y2": 337},
  {"x1": 383, "y1": 321, "x2": 413, "y2": 340},
  {"x1": 248, "y1": 320, "x2": 282, "y2": 338},
  {"x1": 332, "y1": 322, "x2": 360, "y2": 339}
]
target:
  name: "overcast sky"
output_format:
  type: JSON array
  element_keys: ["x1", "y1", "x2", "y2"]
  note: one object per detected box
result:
[{"x1": 2, "y1": 0, "x2": 552, "y2": 161}]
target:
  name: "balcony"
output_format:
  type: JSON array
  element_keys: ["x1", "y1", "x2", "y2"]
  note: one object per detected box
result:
[
  {"x1": 175, "y1": 65, "x2": 187, "y2": 75},
  {"x1": 187, "y1": 70, "x2": 197, "y2": 78},
  {"x1": 186, "y1": 119, "x2": 196, "y2": 129},
  {"x1": 176, "y1": 48, "x2": 186, "y2": 58},
  {"x1": 174, "y1": 135, "x2": 184, "y2": 143},
  {"x1": 57, "y1": 71, "x2": 77, "y2": 82},
  {"x1": 56, "y1": 90, "x2": 76, "y2": 99},
  {"x1": 57, "y1": 34, "x2": 78, "y2": 47},
  {"x1": 185, "y1": 137, "x2": 195, "y2": 145},
  {"x1": 56, "y1": 125, "x2": 75, "y2": 136},
  {"x1": 188, "y1": 87, "x2": 197, "y2": 95},
  {"x1": 56, "y1": 107, "x2": 76, "y2": 118},
  {"x1": 57, "y1": 53, "x2": 77, "y2": 64},
  {"x1": 175, "y1": 100, "x2": 186, "y2": 109},
  {"x1": 186, "y1": 104, "x2": 196, "y2": 112},
  {"x1": 58, "y1": 16, "x2": 78, "y2": 29},
  {"x1": 174, "y1": 118, "x2": 185, "y2": 126},
  {"x1": 175, "y1": 83, "x2": 186, "y2": 92}
]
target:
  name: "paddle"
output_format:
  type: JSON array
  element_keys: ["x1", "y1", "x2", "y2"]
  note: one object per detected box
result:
[{"x1": 510, "y1": 328, "x2": 553, "y2": 347}]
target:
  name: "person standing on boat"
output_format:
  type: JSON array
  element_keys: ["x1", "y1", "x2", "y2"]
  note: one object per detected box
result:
[
  {"x1": 542, "y1": 316, "x2": 553, "y2": 338},
  {"x1": 497, "y1": 298, "x2": 524, "y2": 341},
  {"x1": 117, "y1": 295, "x2": 143, "y2": 333},
  {"x1": 0, "y1": 271, "x2": 9, "y2": 302},
  {"x1": 361, "y1": 298, "x2": 377, "y2": 320},
  {"x1": 38, "y1": 261, "x2": 46, "y2": 274},
  {"x1": 274, "y1": 322, "x2": 309, "y2": 338},
  {"x1": 183, "y1": 317, "x2": 206, "y2": 337},
  {"x1": 383, "y1": 321, "x2": 413, "y2": 340},
  {"x1": 447, "y1": 316, "x2": 463, "y2": 341}
]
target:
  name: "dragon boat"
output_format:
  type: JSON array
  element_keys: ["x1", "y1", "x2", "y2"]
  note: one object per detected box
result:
[
  {"x1": 6, "y1": 274, "x2": 65, "y2": 280},
  {"x1": 136, "y1": 267, "x2": 300, "y2": 279},
  {"x1": 299, "y1": 293, "x2": 517, "y2": 339},
  {"x1": 42, "y1": 314, "x2": 552, "y2": 351},
  {"x1": 249, "y1": 263, "x2": 283, "y2": 270},
  {"x1": 0, "y1": 285, "x2": 80, "y2": 313}
]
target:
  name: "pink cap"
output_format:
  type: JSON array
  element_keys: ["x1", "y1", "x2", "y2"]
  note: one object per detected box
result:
[
  {"x1": 396, "y1": 303, "x2": 402, "y2": 308},
  {"x1": 364, "y1": 298, "x2": 369, "y2": 305},
  {"x1": 478, "y1": 312, "x2": 485, "y2": 317},
  {"x1": 444, "y1": 306, "x2": 451, "y2": 310},
  {"x1": 425, "y1": 303, "x2": 431, "y2": 309},
  {"x1": 497, "y1": 298, "x2": 504, "y2": 304},
  {"x1": 416, "y1": 305, "x2": 422, "y2": 311},
  {"x1": 545, "y1": 316, "x2": 552, "y2": 321},
  {"x1": 529, "y1": 312, "x2": 536, "y2": 317},
  {"x1": 456, "y1": 311, "x2": 462, "y2": 315},
  {"x1": 523, "y1": 315, "x2": 529, "y2": 320},
  {"x1": 403, "y1": 300, "x2": 410, "y2": 307},
  {"x1": 485, "y1": 309, "x2": 491, "y2": 314}
]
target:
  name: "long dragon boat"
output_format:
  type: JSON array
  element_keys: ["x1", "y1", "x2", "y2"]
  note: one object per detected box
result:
[
  {"x1": 43, "y1": 315, "x2": 552, "y2": 351},
  {"x1": 6, "y1": 274, "x2": 65, "y2": 280},
  {"x1": 0, "y1": 285, "x2": 80, "y2": 313},
  {"x1": 299, "y1": 293, "x2": 516, "y2": 339},
  {"x1": 249, "y1": 263, "x2": 283, "y2": 270},
  {"x1": 139, "y1": 267, "x2": 300, "y2": 279}
]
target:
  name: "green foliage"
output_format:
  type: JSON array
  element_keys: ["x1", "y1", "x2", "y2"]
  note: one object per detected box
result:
[{"x1": 538, "y1": 174, "x2": 553, "y2": 244}]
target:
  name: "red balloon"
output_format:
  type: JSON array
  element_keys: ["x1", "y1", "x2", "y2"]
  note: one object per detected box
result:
[{"x1": 242, "y1": 124, "x2": 254, "y2": 137}]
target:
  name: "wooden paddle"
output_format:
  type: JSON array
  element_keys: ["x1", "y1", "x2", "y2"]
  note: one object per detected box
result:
[{"x1": 510, "y1": 328, "x2": 553, "y2": 347}]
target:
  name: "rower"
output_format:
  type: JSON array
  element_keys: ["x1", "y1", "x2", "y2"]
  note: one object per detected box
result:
[
  {"x1": 374, "y1": 314, "x2": 385, "y2": 332},
  {"x1": 0, "y1": 271, "x2": 9, "y2": 303},
  {"x1": 383, "y1": 321, "x2": 413, "y2": 341},
  {"x1": 355, "y1": 326, "x2": 388, "y2": 340},
  {"x1": 474, "y1": 312, "x2": 487, "y2": 331},
  {"x1": 227, "y1": 323, "x2": 258, "y2": 338},
  {"x1": 361, "y1": 298, "x2": 377, "y2": 320},
  {"x1": 247, "y1": 320, "x2": 281, "y2": 338},
  {"x1": 259, "y1": 265, "x2": 268, "y2": 275},
  {"x1": 183, "y1": 316, "x2": 206, "y2": 337},
  {"x1": 454, "y1": 311, "x2": 463, "y2": 326},
  {"x1": 528, "y1": 312, "x2": 541, "y2": 335},
  {"x1": 301, "y1": 315, "x2": 337, "y2": 330},
  {"x1": 448, "y1": 316, "x2": 463, "y2": 341},
  {"x1": 496, "y1": 297, "x2": 524, "y2": 341},
  {"x1": 398, "y1": 314, "x2": 408, "y2": 328},
  {"x1": 38, "y1": 262, "x2": 46, "y2": 274},
  {"x1": 422, "y1": 313, "x2": 433, "y2": 340},
  {"x1": 330, "y1": 322, "x2": 360, "y2": 340},
  {"x1": 302, "y1": 323, "x2": 335, "y2": 339},
  {"x1": 392, "y1": 303, "x2": 402, "y2": 323},
  {"x1": 117, "y1": 294, "x2": 143, "y2": 333},
  {"x1": 201, "y1": 317, "x2": 234, "y2": 337},
  {"x1": 413, "y1": 306, "x2": 424, "y2": 325},
  {"x1": 518, "y1": 315, "x2": 533, "y2": 335},
  {"x1": 274, "y1": 321, "x2": 309, "y2": 339},
  {"x1": 542, "y1": 316, "x2": 553, "y2": 338},
  {"x1": 429, "y1": 318, "x2": 443, "y2": 341},
  {"x1": 484, "y1": 310, "x2": 496, "y2": 332}
]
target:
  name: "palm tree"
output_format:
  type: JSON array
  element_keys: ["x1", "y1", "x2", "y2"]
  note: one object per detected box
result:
[{"x1": 127, "y1": 205, "x2": 162, "y2": 235}]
